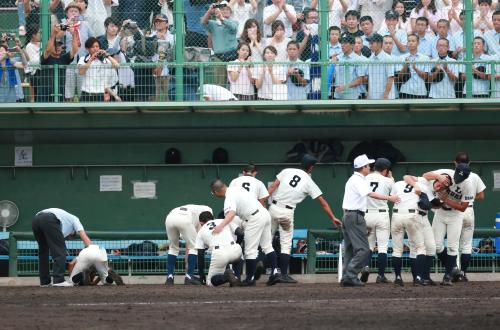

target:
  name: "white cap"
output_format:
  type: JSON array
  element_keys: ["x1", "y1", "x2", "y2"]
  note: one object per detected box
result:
[{"x1": 353, "y1": 154, "x2": 375, "y2": 168}]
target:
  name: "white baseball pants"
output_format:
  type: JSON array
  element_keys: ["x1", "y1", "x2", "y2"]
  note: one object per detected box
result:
[
  {"x1": 365, "y1": 210, "x2": 390, "y2": 253},
  {"x1": 165, "y1": 211, "x2": 198, "y2": 256}
]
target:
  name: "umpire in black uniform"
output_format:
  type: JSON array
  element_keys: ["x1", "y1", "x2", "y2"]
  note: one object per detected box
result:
[{"x1": 341, "y1": 155, "x2": 400, "y2": 286}]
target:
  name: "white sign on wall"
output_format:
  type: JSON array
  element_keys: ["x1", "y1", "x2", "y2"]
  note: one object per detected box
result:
[
  {"x1": 14, "y1": 146, "x2": 33, "y2": 167},
  {"x1": 493, "y1": 171, "x2": 500, "y2": 191},
  {"x1": 100, "y1": 175, "x2": 123, "y2": 192},
  {"x1": 132, "y1": 181, "x2": 157, "y2": 199}
]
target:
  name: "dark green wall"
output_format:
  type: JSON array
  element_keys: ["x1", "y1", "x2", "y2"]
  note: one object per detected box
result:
[{"x1": 1, "y1": 140, "x2": 499, "y2": 232}]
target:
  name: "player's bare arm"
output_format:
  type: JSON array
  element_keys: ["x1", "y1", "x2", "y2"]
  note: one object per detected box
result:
[
  {"x1": 267, "y1": 179, "x2": 281, "y2": 196},
  {"x1": 403, "y1": 175, "x2": 422, "y2": 194},
  {"x1": 368, "y1": 191, "x2": 401, "y2": 203},
  {"x1": 315, "y1": 196, "x2": 342, "y2": 228},
  {"x1": 423, "y1": 171, "x2": 450, "y2": 186},
  {"x1": 437, "y1": 191, "x2": 469, "y2": 212},
  {"x1": 475, "y1": 191, "x2": 485, "y2": 200},
  {"x1": 212, "y1": 211, "x2": 236, "y2": 235},
  {"x1": 78, "y1": 231, "x2": 92, "y2": 247}
]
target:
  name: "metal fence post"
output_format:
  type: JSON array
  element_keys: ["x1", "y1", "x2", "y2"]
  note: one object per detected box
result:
[
  {"x1": 199, "y1": 63, "x2": 205, "y2": 101},
  {"x1": 8, "y1": 234, "x2": 18, "y2": 277},
  {"x1": 307, "y1": 230, "x2": 316, "y2": 274},
  {"x1": 174, "y1": 0, "x2": 185, "y2": 101}
]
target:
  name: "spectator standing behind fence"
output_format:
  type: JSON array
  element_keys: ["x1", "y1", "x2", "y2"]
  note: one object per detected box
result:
[
  {"x1": 150, "y1": 14, "x2": 175, "y2": 101},
  {"x1": 227, "y1": 43, "x2": 255, "y2": 101},
  {"x1": 115, "y1": 0, "x2": 159, "y2": 31},
  {"x1": 453, "y1": 11, "x2": 482, "y2": 61},
  {"x1": 78, "y1": 37, "x2": 120, "y2": 101},
  {"x1": 414, "y1": 17, "x2": 433, "y2": 57},
  {"x1": 97, "y1": 16, "x2": 121, "y2": 54},
  {"x1": 38, "y1": 24, "x2": 79, "y2": 102},
  {"x1": 410, "y1": 0, "x2": 442, "y2": 35},
  {"x1": 365, "y1": 33, "x2": 396, "y2": 100},
  {"x1": 359, "y1": 0, "x2": 392, "y2": 31},
  {"x1": 379, "y1": 0, "x2": 411, "y2": 35},
  {"x1": 0, "y1": 45, "x2": 26, "y2": 103},
  {"x1": 22, "y1": 0, "x2": 41, "y2": 27},
  {"x1": 263, "y1": 0, "x2": 297, "y2": 38},
  {"x1": 285, "y1": 41, "x2": 310, "y2": 100},
  {"x1": 296, "y1": 9, "x2": 319, "y2": 61},
  {"x1": 428, "y1": 38, "x2": 459, "y2": 98},
  {"x1": 377, "y1": 10, "x2": 408, "y2": 58},
  {"x1": 24, "y1": 24, "x2": 41, "y2": 102},
  {"x1": 311, "y1": 0, "x2": 347, "y2": 30},
  {"x1": 332, "y1": 36, "x2": 366, "y2": 100},
  {"x1": 265, "y1": 20, "x2": 291, "y2": 62},
  {"x1": 202, "y1": 1, "x2": 238, "y2": 62},
  {"x1": 431, "y1": 19, "x2": 457, "y2": 59},
  {"x1": 460, "y1": 36, "x2": 491, "y2": 98},
  {"x1": 484, "y1": 10, "x2": 500, "y2": 56},
  {"x1": 342, "y1": 10, "x2": 364, "y2": 40},
  {"x1": 184, "y1": 0, "x2": 210, "y2": 47},
  {"x1": 474, "y1": 0, "x2": 495, "y2": 33},
  {"x1": 359, "y1": 15, "x2": 374, "y2": 48},
  {"x1": 328, "y1": 26, "x2": 343, "y2": 59},
  {"x1": 229, "y1": 0, "x2": 257, "y2": 38},
  {"x1": 240, "y1": 19, "x2": 265, "y2": 62},
  {"x1": 32, "y1": 208, "x2": 92, "y2": 287},
  {"x1": 397, "y1": 34, "x2": 431, "y2": 99},
  {"x1": 254, "y1": 45, "x2": 287, "y2": 100},
  {"x1": 446, "y1": 0, "x2": 463, "y2": 35}
]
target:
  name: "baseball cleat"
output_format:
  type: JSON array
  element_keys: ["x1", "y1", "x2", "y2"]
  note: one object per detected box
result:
[
  {"x1": 341, "y1": 278, "x2": 364, "y2": 287},
  {"x1": 241, "y1": 279, "x2": 256, "y2": 287},
  {"x1": 376, "y1": 275, "x2": 389, "y2": 284},
  {"x1": 108, "y1": 269, "x2": 124, "y2": 285},
  {"x1": 266, "y1": 273, "x2": 282, "y2": 286},
  {"x1": 254, "y1": 260, "x2": 265, "y2": 281},
  {"x1": 278, "y1": 274, "x2": 298, "y2": 284},
  {"x1": 360, "y1": 266, "x2": 370, "y2": 283},
  {"x1": 52, "y1": 281, "x2": 73, "y2": 287},
  {"x1": 413, "y1": 277, "x2": 426, "y2": 286},
  {"x1": 451, "y1": 267, "x2": 461, "y2": 283},
  {"x1": 441, "y1": 275, "x2": 452, "y2": 286},
  {"x1": 224, "y1": 269, "x2": 241, "y2": 287},
  {"x1": 40, "y1": 283, "x2": 51, "y2": 287},
  {"x1": 184, "y1": 276, "x2": 202, "y2": 285},
  {"x1": 394, "y1": 276, "x2": 404, "y2": 287},
  {"x1": 460, "y1": 273, "x2": 469, "y2": 282},
  {"x1": 423, "y1": 279, "x2": 437, "y2": 286},
  {"x1": 165, "y1": 276, "x2": 174, "y2": 286}
]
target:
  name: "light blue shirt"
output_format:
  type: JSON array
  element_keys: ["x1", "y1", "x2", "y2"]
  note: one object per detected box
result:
[
  {"x1": 286, "y1": 59, "x2": 310, "y2": 100},
  {"x1": 429, "y1": 56, "x2": 459, "y2": 99},
  {"x1": 399, "y1": 53, "x2": 431, "y2": 96},
  {"x1": 37, "y1": 208, "x2": 84, "y2": 237},
  {"x1": 416, "y1": 34, "x2": 433, "y2": 58},
  {"x1": 377, "y1": 26, "x2": 408, "y2": 57},
  {"x1": 430, "y1": 34, "x2": 457, "y2": 59},
  {"x1": 453, "y1": 30, "x2": 482, "y2": 60},
  {"x1": 334, "y1": 52, "x2": 366, "y2": 100},
  {"x1": 483, "y1": 29, "x2": 500, "y2": 56},
  {"x1": 493, "y1": 54, "x2": 500, "y2": 98},
  {"x1": 461, "y1": 54, "x2": 492, "y2": 96},
  {"x1": 64, "y1": 21, "x2": 94, "y2": 64},
  {"x1": 329, "y1": 43, "x2": 343, "y2": 58},
  {"x1": 367, "y1": 50, "x2": 396, "y2": 100}
]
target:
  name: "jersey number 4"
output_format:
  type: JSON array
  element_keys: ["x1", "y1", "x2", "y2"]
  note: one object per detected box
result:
[{"x1": 289, "y1": 175, "x2": 301, "y2": 188}]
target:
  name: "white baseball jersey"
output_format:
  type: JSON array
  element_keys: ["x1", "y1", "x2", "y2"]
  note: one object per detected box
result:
[
  {"x1": 432, "y1": 169, "x2": 475, "y2": 214},
  {"x1": 366, "y1": 172, "x2": 394, "y2": 210},
  {"x1": 194, "y1": 219, "x2": 237, "y2": 251},
  {"x1": 390, "y1": 177, "x2": 434, "y2": 211},
  {"x1": 467, "y1": 172, "x2": 486, "y2": 205},
  {"x1": 70, "y1": 245, "x2": 108, "y2": 283},
  {"x1": 229, "y1": 175, "x2": 269, "y2": 201},
  {"x1": 224, "y1": 186, "x2": 265, "y2": 219},
  {"x1": 271, "y1": 168, "x2": 322, "y2": 207}
]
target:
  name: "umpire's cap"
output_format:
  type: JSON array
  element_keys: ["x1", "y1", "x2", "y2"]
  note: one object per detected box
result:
[
  {"x1": 374, "y1": 157, "x2": 392, "y2": 171},
  {"x1": 301, "y1": 154, "x2": 317, "y2": 169},
  {"x1": 454, "y1": 163, "x2": 471, "y2": 184}
]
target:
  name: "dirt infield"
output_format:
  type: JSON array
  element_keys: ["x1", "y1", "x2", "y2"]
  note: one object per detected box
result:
[{"x1": 1, "y1": 281, "x2": 499, "y2": 329}]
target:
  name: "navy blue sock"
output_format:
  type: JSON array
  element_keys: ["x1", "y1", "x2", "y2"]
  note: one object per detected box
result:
[
  {"x1": 233, "y1": 259, "x2": 244, "y2": 278},
  {"x1": 187, "y1": 254, "x2": 197, "y2": 277},
  {"x1": 393, "y1": 257, "x2": 402, "y2": 277},
  {"x1": 409, "y1": 257, "x2": 416, "y2": 281},
  {"x1": 366, "y1": 250, "x2": 373, "y2": 268},
  {"x1": 210, "y1": 274, "x2": 228, "y2": 286},
  {"x1": 378, "y1": 253, "x2": 387, "y2": 276},
  {"x1": 447, "y1": 255, "x2": 457, "y2": 274},
  {"x1": 167, "y1": 254, "x2": 177, "y2": 276},
  {"x1": 416, "y1": 254, "x2": 426, "y2": 279},
  {"x1": 437, "y1": 249, "x2": 448, "y2": 274},
  {"x1": 425, "y1": 256, "x2": 434, "y2": 280},
  {"x1": 460, "y1": 254, "x2": 471, "y2": 274},
  {"x1": 278, "y1": 253, "x2": 289, "y2": 275},
  {"x1": 245, "y1": 259, "x2": 257, "y2": 281}
]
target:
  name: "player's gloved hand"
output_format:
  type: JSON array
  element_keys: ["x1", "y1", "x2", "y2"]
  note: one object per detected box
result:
[{"x1": 278, "y1": 217, "x2": 292, "y2": 231}]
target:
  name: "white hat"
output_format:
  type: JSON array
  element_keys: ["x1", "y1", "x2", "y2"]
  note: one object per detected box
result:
[{"x1": 353, "y1": 154, "x2": 375, "y2": 168}]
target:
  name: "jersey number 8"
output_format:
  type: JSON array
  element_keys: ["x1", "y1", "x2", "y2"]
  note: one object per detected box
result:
[{"x1": 289, "y1": 175, "x2": 301, "y2": 188}]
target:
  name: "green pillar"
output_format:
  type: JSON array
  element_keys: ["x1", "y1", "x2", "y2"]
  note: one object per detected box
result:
[
  {"x1": 40, "y1": 0, "x2": 50, "y2": 56},
  {"x1": 464, "y1": 0, "x2": 473, "y2": 99},
  {"x1": 319, "y1": 0, "x2": 329, "y2": 100},
  {"x1": 174, "y1": 0, "x2": 185, "y2": 101},
  {"x1": 8, "y1": 234, "x2": 18, "y2": 277}
]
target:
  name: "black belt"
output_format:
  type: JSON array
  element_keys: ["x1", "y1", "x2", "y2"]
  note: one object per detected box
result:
[
  {"x1": 468, "y1": 205, "x2": 473, "y2": 208},
  {"x1": 180, "y1": 207, "x2": 188, "y2": 211},
  {"x1": 272, "y1": 200, "x2": 294, "y2": 210},
  {"x1": 251, "y1": 209, "x2": 259, "y2": 216},
  {"x1": 393, "y1": 209, "x2": 427, "y2": 216},
  {"x1": 214, "y1": 241, "x2": 235, "y2": 249},
  {"x1": 344, "y1": 210, "x2": 365, "y2": 217},
  {"x1": 442, "y1": 206, "x2": 452, "y2": 211},
  {"x1": 366, "y1": 209, "x2": 387, "y2": 213}
]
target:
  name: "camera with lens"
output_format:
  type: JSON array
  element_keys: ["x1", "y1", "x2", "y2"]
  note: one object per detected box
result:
[
  {"x1": 1, "y1": 33, "x2": 17, "y2": 42},
  {"x1": 122, "y1": 20, "x2": 138, "y2": 30},
  {"x1": 59, "y1": 23, "x2": 69, "y2": 31},
  {"x1": 96, "y1": 50, "x2": 108, "y2": 61},
  {"x1": 213, "y1": 3, "x2": 227, "y2": 9}
]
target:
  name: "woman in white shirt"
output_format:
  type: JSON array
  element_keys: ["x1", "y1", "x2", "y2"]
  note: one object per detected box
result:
[
  {"x1": 239, "y1": 18, "x2": 265, "y2": 63},
  {"x1": 254, "y1": 45, "x2": 287, "y2": 100},
  {"x1": 265, "y1": 20, "x2": 291, "y2": 63},
  {"x1": 78, "y1": 37, "x2": 119, "y2": 102},
  {"x1": 410, "y1": 0, "x2": 443, "y2": 34},
  {"x1": 227, "y1": 42, "x2": 255, "y2": 100},
  {"x1": 24, "y1": 24, "x2": 41, "y2": 102}
]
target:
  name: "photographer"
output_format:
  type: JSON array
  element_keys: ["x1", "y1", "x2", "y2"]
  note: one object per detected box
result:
[
  {"x1": 151, "y1": 14, "x2": 175, "y2": 101},
  {"x1": 39, "y1": 23, "x2": 79, "y2": 102},
  {"x1": 78, "y1": 37, "x2": 119, "y2": 101},
  {"x1": 0, "y1": 43, "x2": 27, "y2": 103},
  {"x1": 202, "y1": 1, "x2": 239, "y2": 62}
]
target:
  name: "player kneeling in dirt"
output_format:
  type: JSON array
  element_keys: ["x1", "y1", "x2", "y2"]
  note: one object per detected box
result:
[
  {"x1": 196, "y1": 211, "x2": 244, "y2": 287},
  {"x1": 69, "y1": 244, "x2": 123, "y2": 286}
]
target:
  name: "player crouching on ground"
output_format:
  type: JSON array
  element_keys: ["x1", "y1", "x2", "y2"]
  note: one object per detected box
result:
[
  {"x1": 68, "y1": 244, "x2": 124, "y2": 286},
  {"x1": 196, "y1": 211, "x2": 244, "y2": 287}
]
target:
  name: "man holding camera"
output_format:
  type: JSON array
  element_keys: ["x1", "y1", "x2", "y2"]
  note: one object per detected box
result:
[
  {"x1": 151, "y1": 14, "x2": 175, "y2": 101},
  {"x1": 202, "y1": 1, "x2": 238, "y2": 62},
  {"x1": 286, "y1": 41, "x2": 310, "y2": 100}
]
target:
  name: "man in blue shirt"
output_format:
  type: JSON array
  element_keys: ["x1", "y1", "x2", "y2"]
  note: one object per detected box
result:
[
  {"x1": 32, "y1": 208, "x2": 92, "y2": 287},
  {"x1": 365, "y1": 33, "x2": 396, "y2": 100},
  {"x1": 398, "y1": 34, "x2": 431, "y2": 99},
  {"x1": 333, "y1": 35, "x2": 366, "y2": 100}
]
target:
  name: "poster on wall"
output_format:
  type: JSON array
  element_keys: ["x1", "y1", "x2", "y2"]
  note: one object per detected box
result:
[
  {"x1": 132, "y1": 181, "x2": 157, "y2": 199},
  {"x1": 493, "y1": 171, "x2": 500, "y2": 191},
  {"x1": 100, "y1": 175, "x2": 122, "y2": 192},
  {"x1": 14, "y1": 146, "x2": 33, "y2": 167}
]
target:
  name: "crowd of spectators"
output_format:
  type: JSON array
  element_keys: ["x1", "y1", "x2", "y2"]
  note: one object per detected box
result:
[{"x1": 1, "y1": 0, "x2": 499, "y2": 103}]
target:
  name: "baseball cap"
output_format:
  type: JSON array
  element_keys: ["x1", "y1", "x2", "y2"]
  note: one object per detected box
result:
[
  {"x1": 353, "y1": 154, "x2": 375, "y2": 169},
  {"x1": 385, "y1": 10, "x2": 399, "y2": 19},
  {"x1": 374, "y1": 157, "x2": 392, "y2": 170},
  {"x1": 367, "y1": 33, "x2": 383, "y2": 43},
  {"x1": 154, "y1": 14, "x2": 168, "y2": 22},
  {"x1": 64, "y1": 2, "x2": 82, "y2": 13},
  {"x1": 454, "y1": 163, "x2": 471, "y2": 184},
  {"x1": 301, "y1": 154, "x2": 318, "y2": 168},
  {"x1": 340, "y1": 35, "x2": 355, "y2": 44}
]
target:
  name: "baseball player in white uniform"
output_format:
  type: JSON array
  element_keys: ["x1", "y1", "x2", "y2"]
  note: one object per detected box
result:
[
  {"x1": 68, "y1": 244, "x2": 123, "y2": 286},
  {"x1": 195, "y1": 211, "x2": 243, "y2": 287},
  {"x1": 267, "y1": 154, "x2": 342, "y2": 283},
  {"x1": 362, "y1": 158, "x2": 394, "y2": 284},
  {"x1": 453, "y1": 152, "x2": 486, "y2": 282},
  {"x1": 423, "y1": 164, "x2": 474, "y2": 285},
  {"x1": 165, "y1": 204, "x2": 213, "y2": 285},
  {"x1": 210, "y1": 179, "x2": 280, "y2": 286}
]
